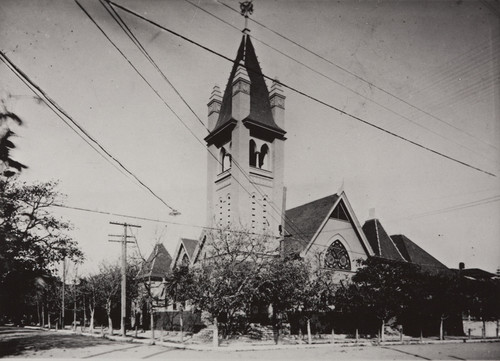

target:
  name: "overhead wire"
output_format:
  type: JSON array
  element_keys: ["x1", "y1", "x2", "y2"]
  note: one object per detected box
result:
[
  {"x1": 78, "y1": 0, "x2": 284, "y2": 234},
  {"x1": 183, "y1": 0, "x2": 499, "y2": 165},
  {"x1": 53, "y1": 203, "x2": 286, "y2": 238},
  {"x1": 90, "y1": 0, "x2": 310, "y2": 241},
  {"x1": 96, "y1": 0, "x2": 500, "y2": 245},
  {"x1": 106, "y1": 0, "x2": 496, "y2": 178},
  {"x1": 217, "y1": 0, "x2": 499, "y2": 151},
  {"x1": 0, "y1": 55, "x2": 134, "y2": 184},
  {"x1": 53, "y1": 202, "x2": 460, "y2": 271},
  {"x1": 391, "y1": 194, "x2": 500, "y2": 221},
  {"x1": 98, "y1": 0, "x2": 209, "y2": 133},
  {"x1": 0, "y1": 50, "x2": 180, "y2": 214}
]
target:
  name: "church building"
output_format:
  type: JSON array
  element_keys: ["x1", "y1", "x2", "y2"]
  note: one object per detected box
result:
[{"x1": 165, "y1": 29, "x2": 448, "y2": 278}]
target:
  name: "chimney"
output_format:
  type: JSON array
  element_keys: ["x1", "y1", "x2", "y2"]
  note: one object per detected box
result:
[
  {"x1": 369, "y1": 208, "x2": 376, "y2": 219},
  {"x1": 207, "y1": 85, "x2": 222, "y2": 131},
  {"x1": 459, "y1": 262, "x2": 465, "y2": 271},
  {"x1": 270, "y1": 77, "x2": 285, "y2": 129},
  {"x1": 232, "y1": 65, "x2": 251, "y2": 121}
]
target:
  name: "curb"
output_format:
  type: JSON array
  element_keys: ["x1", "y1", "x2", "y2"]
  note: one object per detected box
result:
[{"x1": 26, "y1": 327, "x2": 500, "y2": 352}]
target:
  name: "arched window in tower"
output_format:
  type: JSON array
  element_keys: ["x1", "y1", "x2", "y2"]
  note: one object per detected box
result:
[
  {"x1": 259, "y1": 144, "x2": 270, "y2": 170},
  {"x1": 249, "y1": 139, "x2": 257, "y2": 167},
  {"x1": 220, "y1": 147, "x2": 226, "y2": 173},
  {"x1": 220, "y1": 146, "x2": 231, "y2": 173},
  {"x1": 324, "y1": 240, "x2": 351, "y2": 270}
]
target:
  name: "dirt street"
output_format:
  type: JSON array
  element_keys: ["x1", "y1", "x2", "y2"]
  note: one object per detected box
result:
[{"x1": 1, "y1": 327, "x2": 499, "y2": 360}]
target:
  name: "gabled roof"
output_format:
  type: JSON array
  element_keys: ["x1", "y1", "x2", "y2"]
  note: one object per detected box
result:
[
  {"x1": 172, "y1": 238, "x2": 199, "y2": 268},
  {"x1": 206, "y1": 35, "x2": 285, "y2": 141},
  {"x1": 391, "y1": 234, "x2": 448, "y2": 272},
  {"x1": 137, "y1": 243, "x2": 172, "y2": 280},
  {"x1": 285, "y1": 194, "x2": 339, "y2": 246},
  {"x1": 283, "y1": 192, "x2": 374, "y2": 258},
  {"x1": 180, "y1": 238, "x2": 198, "y2": 259},
  {"x1": 362, "y1": 219, "x2": 406, "y2": 262}
]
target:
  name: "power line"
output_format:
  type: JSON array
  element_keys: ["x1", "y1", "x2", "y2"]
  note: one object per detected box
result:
[
  {"x1": 0, "y1": 50, "x2": 180, "y2": 214},
  {"x1": 53, "y1": 203, "x2": 285, "y2": 239},
  {"x1": 81, "y1": 0, "x2": 309, "y2": 241},
  {"x1": 217, "y1": 0, "x2": 499, "y2": 151},
  {"x1": 53, "y1": 196, "x2": 498, "y2": 271},
  {"x1": 79, "y1": 0, "x2": 499, "y2": 254},
  {"x1": 183, "y1": 0, "x2": 499, "y2": 165},
  {"x1": 99, "y1": 0, "x2": 208, "y2": 133},
  {"x1": 97, "y1": 0, "x2": 496, "y2": 245},
  {"x1": 391, "y1": 194, "x2": 500, "y2": 221},
  {"x1": 106, "y1": 0, "x2": 496, "y2": 178}
]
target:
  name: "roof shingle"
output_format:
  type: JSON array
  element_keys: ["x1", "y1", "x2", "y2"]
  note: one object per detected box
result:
[
  {"x1": 180, "y1": 238, "x2": 198, "y2": 260},
  {"x1": 283, "y1": 194, "x2": 339, "y2": 255},
  {"x1": 391, "y1": 234, "x2": 449, "y2": 273}
]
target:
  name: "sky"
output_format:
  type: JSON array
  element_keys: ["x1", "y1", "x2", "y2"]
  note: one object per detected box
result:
[{"x1": 0, "y1": 0, "x2": 499, "y2": 275}]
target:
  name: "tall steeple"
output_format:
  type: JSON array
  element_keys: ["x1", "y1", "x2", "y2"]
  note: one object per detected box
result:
[{"x1": 205, "y1": 21, "x2": 286, "y2": 237}]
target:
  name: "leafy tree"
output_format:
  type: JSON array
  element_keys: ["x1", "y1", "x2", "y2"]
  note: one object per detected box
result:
[
  {"x1": 0, "y1": 110, "x2": 26, "y2": 177},
  {"x1": 424, "y1": 273, "x2": 464, "y2": 340},
  {"x1": 256, "y1": 256, "x2": 308, "y2": 343},
  {"x1": 337, "y1": 257, "x2": 423, "y2": 341},
  {"x1": 0, "y1": 178, "x2": 82, "y2": 323},
  {"x1": 93, "y1": 262, "x2": 121, "y2": 335},
  {"x1": 464, "y1": 277, "x2": 500, "y2": 338},
  {"x1": 79, "y1": 275, "x2": 98, "y2": 332},
  {"x1": 297, "y1": 265, "x2": 337, "y2": 343},
  {"x1": 163, "y1": 265, "x2": 195, "y2": 341}
]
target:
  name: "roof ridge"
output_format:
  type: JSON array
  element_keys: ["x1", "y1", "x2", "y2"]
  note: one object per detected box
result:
[
  {"x1": 388, "y1": 233, "x2": 407, "y2": 262},
  {"x1": 374, "y1": 219, "x2": 382, "y2": 256},
  {"x1": 286, "y1": 193, "x2": 338, "y2": 212}
]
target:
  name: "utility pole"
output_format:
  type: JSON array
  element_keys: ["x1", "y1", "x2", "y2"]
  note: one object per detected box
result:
[
  {"x1": 61, "y1": 257, "x2": 65, "y2": 329},
  {"x1": 279, "y1": 186, "x2": 287, "y2": 258},
  {"x1": 109, "y1": 221, "x2": 141, "y2": 337}
]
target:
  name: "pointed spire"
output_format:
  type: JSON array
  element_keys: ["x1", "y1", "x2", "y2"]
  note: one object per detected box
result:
[{"x1": 205, "y1": 35, "x2": 285, "y2": 145}]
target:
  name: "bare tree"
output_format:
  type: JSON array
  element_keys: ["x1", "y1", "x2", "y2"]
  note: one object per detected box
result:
[
  {"x1": 94, "y1": 262, "x2": 121, "y2": 335},
  {"x1": 189, "y1": 227, "x2": 278, "y2": 345}
]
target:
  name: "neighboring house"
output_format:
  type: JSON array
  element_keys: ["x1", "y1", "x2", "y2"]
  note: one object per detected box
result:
[{"x1": 133, "y1": 243, "x2": 172, "y2": 327}]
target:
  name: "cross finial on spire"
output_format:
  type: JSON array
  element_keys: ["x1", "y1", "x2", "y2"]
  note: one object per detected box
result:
[{"x1": 240, "y1": 1, "x2": 253, "y2": 34}]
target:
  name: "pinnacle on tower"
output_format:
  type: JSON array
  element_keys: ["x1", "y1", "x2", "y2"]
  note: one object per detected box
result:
[{"x1": 207, "y1": 85, "x2": 222, "y2": 131}]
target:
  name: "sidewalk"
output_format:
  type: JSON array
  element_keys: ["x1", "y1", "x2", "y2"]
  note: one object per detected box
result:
[{"x1": 29, "y1": 326, "x2": 500, "y2": 352}]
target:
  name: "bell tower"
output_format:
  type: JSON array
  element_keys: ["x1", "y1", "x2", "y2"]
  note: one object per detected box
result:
[{"x1": 205, "y1": 31, "x2": 286, "y2": 237}]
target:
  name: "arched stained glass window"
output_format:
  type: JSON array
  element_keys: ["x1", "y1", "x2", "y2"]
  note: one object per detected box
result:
[{"x1": 324, "y1": 240, "x2": 351, "y2": 270}]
